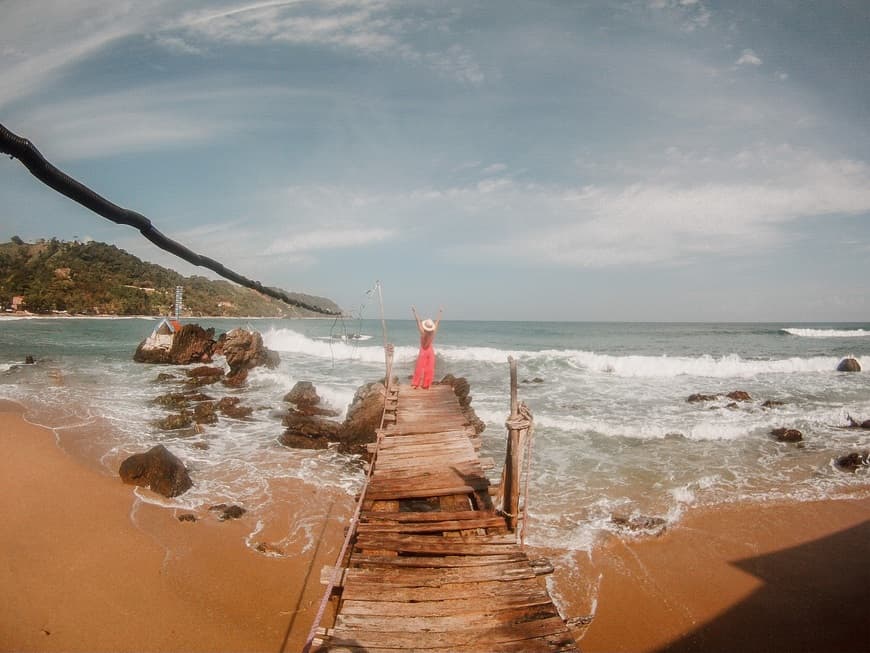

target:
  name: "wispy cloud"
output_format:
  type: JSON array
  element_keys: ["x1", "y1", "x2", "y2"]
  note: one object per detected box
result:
[{"x1": 736, "y1": 48, "x2": 763, "y2": 66}]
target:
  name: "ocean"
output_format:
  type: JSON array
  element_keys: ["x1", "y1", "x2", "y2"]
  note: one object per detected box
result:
[{"x1": 2, "y1": 317, "x2": 869, "y2": 553}]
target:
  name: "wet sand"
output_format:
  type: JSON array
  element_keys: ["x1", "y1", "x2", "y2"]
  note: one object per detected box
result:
[
  {"x1": 3, "y1": 398, "x2": 869, "y2": 652},
  {"x1": 0, "y1": 400, "x2": 347, "y2": 652}
]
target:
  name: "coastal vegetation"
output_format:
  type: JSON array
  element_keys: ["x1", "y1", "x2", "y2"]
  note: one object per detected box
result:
[{"x1": 0, "y1": 237, "x2": 340, "y2": 317}]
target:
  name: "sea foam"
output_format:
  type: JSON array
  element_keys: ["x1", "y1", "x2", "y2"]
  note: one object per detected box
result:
[{"x1": 782, "y1": 327, "x2": 870, "y2": 338}]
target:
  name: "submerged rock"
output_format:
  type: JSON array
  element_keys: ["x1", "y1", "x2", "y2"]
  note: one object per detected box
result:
[
  {"x1": 119, "y1": 444, "x2": 192, "y2": 497},
  {"x1": 216, "y1": 396, "x2": 254, "y2": 419},
  {"x1": 687, "y1": 393, "x2": 719, "y2": 403},
  {"x1": 155, "y1": 410, "x2": 193, "y2": 431},
  {"x1": 727, "y1": 390, "x2": 752, "y2": 402},
  {"x1": 771, "y1": 427, "x2": 803, "y2": 443},
  {"x1": 834, "y1": 451, "x2": 869, "y2": 472},
  {"x1": 846, "y1": 416, "x2": 870, "y2": 429},
  {"x1": 837, "y1": 357, "x2": 861, "y2": 372},
  {"x1": 209, "y1": 503, "x2": 246, "y2": 521},
  {"x1": 611, "y1": 514, "x2": 668, "y2": 535}
]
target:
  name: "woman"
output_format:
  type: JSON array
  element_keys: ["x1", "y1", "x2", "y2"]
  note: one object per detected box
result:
[{"x1": 411, "y1": 305, "x2": 443, "y2": 389}]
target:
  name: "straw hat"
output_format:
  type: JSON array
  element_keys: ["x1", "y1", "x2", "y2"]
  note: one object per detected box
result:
[{"x1": 421, "y1": 318, "x2": 436, "y2": 332}]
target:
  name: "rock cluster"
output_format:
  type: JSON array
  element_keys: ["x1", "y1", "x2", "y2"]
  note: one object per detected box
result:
[
  {"x1": 279, "y1": 381, "x2": 341, "y2": 450},
  {"x1": 215, "y1": 329, "x2": 281, "y2": 386}
]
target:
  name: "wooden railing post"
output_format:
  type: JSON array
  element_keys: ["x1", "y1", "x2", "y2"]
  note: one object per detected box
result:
[{"x1": 501, "y1": 356, "x2": 526, "y2": 531}]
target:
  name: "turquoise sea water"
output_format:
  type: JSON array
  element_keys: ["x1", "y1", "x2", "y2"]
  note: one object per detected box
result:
[{"x1": 1, "y1": 317, "x2": 869, "y2": 551}]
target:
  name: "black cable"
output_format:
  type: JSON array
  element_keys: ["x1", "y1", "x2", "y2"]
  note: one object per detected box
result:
[{"x1": 0, "y1": 122, "x2": 340, "y2": 315}]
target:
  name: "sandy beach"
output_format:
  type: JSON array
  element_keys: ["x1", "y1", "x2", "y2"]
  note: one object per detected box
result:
[
  {"x1": 2, "y1": 398, "x2": 869, "y2": 652},
  {"x1": 0, "y1": 400, "x2": 348, "y2": 653}
]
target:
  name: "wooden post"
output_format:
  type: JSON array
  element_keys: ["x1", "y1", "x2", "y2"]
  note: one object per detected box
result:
[
  {"x1": 509, "y1": 356, "x2": 518, "y2": 418},
  {"x1": 502, "y1": 356, "x2": 522, "y2": 531}
]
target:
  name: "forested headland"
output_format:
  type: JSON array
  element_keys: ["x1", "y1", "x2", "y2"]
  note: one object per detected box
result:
[{"x1": 0, "y1": 237, "x2": 340, "y2": 317}]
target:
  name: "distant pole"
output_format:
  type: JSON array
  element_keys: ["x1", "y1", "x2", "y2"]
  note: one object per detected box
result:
[{"x1": 175, "y1": 286, "x2": 183, "y2": 320}]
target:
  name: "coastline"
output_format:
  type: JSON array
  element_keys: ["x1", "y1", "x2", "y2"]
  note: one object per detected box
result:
[
  {"x1": 0, "y1": 400, "x2": 347, "y2": 653},
  {"x1": 3, "y1": 398, "x2": 869, "y2": 652}
]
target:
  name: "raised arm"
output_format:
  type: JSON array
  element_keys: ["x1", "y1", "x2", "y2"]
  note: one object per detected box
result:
[
  {"x1": 411, "y1": 305, "x2": 422, "y2": 330},
  {"x1": 433, "y1": 306, "x2": 444, "y2": 330}
]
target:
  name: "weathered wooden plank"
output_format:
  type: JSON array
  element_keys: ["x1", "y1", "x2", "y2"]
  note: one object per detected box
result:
[
  {"x1": 335, "y1": 603, "x2": 560, "y2": 632},
  {"x1": 339, "y1": 577, "x2": 546, "y2": 602},
  {"x1": 355, "y1": 516, "x2": 506, "y2": 534},
  {"x1": 365, "y1": 485, "x2": 480, "y2": 501},
  {"x1": 313, "y1": 636, "x2": 579, "y2": 653},
  {"x1": 343, "y1": 562, "x2": 534, "y2": 587},
  {"x1": 338, "y1": 593, "x2": 553, "y2": 617},
  {"x1": 350, "y1": 553, "x2": 525, "y2": 568},
  {"x1": 319, "y1": 615, "x2": 574, "y2": 649},
  {"x1": 361, "y1": 510, "x2": 493, "y2": 523}
]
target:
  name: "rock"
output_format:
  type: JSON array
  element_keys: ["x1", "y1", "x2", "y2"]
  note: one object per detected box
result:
[
  {"x1": 336, "y1": 381, "x2": 387, "y2": 455},
  {"x1": 837, "y1": 357, "x2": 861, "y2": 372},
  {"x1": 155, "y1": 410, "x2": 193, "y2": 431},
  {"x1": 193, "y1": 401, "x2": 218, "y2": 425},
  {"x1": 847, "y1": 416, "x2": 870, "y2": 429},
  {"x1": 154, "y1": 372, "x2": 177, "y2": 383},
  {"x1": 187, "y1": 365, "x2": 224, "y2": 379},
  {"x1": 771, "y1": 427, "x2": 803, "y2": 443},
  {"x1": 177, "y1": 513, "x2": 197, "y2": 522},
  {"x1": 217, "y1": 396, "x2": 254, "y2": 419},
  {"x1": 119, "y1": 444, "x2": 192, "y2": 497},
  {"x1": 184, "y1": 391, "x2": 214, "y2": 403},
  {"x1": 522, "y1": 377, "x2": 544, "y2": 384},
  {"x1": 209, "y1": 504, "x2": 246, "y2": 521},
  {"x1": 279, "y1": 430, "x2": 331, "y2": 449},
  {"x1": 153, "y1": 392, "x2": 190, "y2": 410},
  {"x1": 441, "y1": 374, "x2": 485, "y2": 433},
  {"x1": 25, "y1": 355, "x2": 34, "y2": 364},
  {"x1": 727, "y1": 390, "x2": 752, "y2": 402},
  {"x1": 223, "y1": 368, "x2": 249, "y2": 387},
  {"x1": 283, "y1": 411, "x2": 341, "y2": 438},
  {"x1": 611, "y1": 514, "x2": 667, "y2": 535},
  {"x1": 285, "y1": 381, "x2": 321, "y2": 406},
  {"x1": 255, "y1": 542, "x2": 284, "y2": 556},
  {"x1": 834, "y1": 451, "x2": 869, "y2": 472},
  {"x1": 134, "y1": 324, "x2": 216, "y2": 365},
  {"x1": 219, "y1": 329, "x2": 280, "y2": 384},
  {"x1": 762, "y1": 400, "x2": 785, "y2": 408},
  {"x1": 169, "y1": 325, "x2": 217, "y2": 365},
  {"x1": 687, "y1": 393, "x2": 719, "y2": 403}
]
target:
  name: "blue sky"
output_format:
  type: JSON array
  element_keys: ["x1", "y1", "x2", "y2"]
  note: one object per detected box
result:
[{"x1": 2, "y1": 1, "x2": 869, "y2": 321}]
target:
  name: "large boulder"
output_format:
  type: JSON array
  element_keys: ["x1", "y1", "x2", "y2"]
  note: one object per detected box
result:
[
  {"x1": 134, "y1": 324, "x2": 216, "y2": 365},
  {"x1": 284, "y1": 381, "x2": 340, "y2": 417},
  {"x1": 119, "y1": 444, "x2": 192, "y2": 497},
  {"x1": 217, "y1": 329, "x2": 280, "y2": 385},
  {"x1": 837, "y1": 357, "x2": 862, "y2": 372},
  {"x1": 336, "y1": 381, "x2": 386, "y2": 455}
]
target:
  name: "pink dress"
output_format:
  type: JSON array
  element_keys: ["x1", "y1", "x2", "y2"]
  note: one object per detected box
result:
[{"x1": 412, "y1": 333, "x2": 436, "y2": 389}]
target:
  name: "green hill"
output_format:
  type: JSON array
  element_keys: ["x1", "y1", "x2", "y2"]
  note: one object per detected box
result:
[{"x1": 0, "y1": 237, "x2": 341, "y2": 317}]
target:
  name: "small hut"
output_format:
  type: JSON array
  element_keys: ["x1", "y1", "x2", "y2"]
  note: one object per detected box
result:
[{"x1": 145, "y1": 317, "x2": 182, "y2": 349}]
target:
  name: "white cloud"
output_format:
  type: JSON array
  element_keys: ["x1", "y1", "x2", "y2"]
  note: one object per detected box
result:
[
  {"x1": 481, "y1": 163, "x2": 507, "y2": 175},
  {"x1": 736, "y1": 48, "x2": 762, "y2": 66},
  {"x1": 263, "y1": 227, "x2": 393, "y2": 255}
]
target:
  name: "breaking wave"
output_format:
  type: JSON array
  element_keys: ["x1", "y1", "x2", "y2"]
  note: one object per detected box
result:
[{"x1": 782, "y1": 328, "x2": 870, "y2": 338}]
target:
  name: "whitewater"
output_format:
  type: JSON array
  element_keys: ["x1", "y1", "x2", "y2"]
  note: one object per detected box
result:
[{"x1": 1, "y1": 317, "x2": 869, "y2": 553}]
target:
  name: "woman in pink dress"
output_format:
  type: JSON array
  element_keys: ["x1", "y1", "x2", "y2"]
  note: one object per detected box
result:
[{"x1": 411, "y1": 305, "x2": 443, "y2": 389}]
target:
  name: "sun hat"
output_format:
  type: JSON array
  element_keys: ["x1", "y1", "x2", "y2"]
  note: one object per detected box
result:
[{"x1": 421, "y1": 318, "x2": 435, "y2": 332}]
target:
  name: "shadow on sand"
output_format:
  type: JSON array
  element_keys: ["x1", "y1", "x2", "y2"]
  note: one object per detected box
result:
[{"x1": 656, "y1": 518, "x2": 870, "y2": 653}]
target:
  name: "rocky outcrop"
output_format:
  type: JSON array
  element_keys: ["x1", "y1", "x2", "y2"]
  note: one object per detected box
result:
[
  {"x1": 335, "y1": 381, "x2": 386, "y2": 455},
  {"x1": 155, "y1": 410, "x2": 193, "y2": 431},
  {"x1": 119, "y1": 444, "x2": 192, "y2": 497},
  {"x1": 209, "y1": 504, "x2": 246, "y2": 521},
  {"x1": 134, "y1": 324, "x2": 217, "y2": 365},
  {"x1": 280, "y1": 381, "x2": 342, "y2": 449},
  {"x1": 216, "y1": 329, "x2": 280, "y2": 385},
  {"x1": 837, "y1": 357, "x2": 861, "y2": 372},
  {"x1": 441, "y1": 374, "x2": 486, "y2": 435}
]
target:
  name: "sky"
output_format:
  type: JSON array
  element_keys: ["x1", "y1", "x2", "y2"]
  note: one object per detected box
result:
[{"x1": 1, "y1": 0, "x2": 869, "y2": 321}]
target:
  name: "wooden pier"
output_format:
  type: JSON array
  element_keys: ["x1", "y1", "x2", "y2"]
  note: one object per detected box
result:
[{"x1": 307, "y1": 361, "x2": 579, "y2": 652}]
